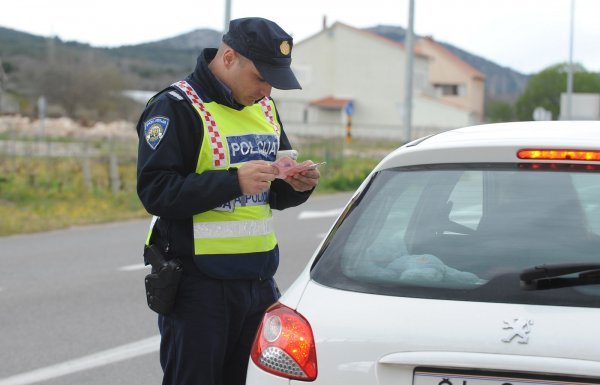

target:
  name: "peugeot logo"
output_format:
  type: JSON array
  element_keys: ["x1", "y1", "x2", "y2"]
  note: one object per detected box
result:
[{"x1": 502, "y1": 318, "x2": 534, "y2": 344}]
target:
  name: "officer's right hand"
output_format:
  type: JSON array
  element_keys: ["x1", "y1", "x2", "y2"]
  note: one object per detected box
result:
[{"x1": 237, "y1": 160, "x2": 277, "y2": 195}]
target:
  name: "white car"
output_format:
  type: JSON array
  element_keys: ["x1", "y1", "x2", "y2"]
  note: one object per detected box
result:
[{"x1": 246, "y1": 121, "x2": 600, "y2": 385}]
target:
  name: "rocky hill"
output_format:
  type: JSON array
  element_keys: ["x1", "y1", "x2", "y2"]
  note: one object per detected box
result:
[
  {"x1": 106, "y1": 28, "x2": 222, "y2": 73},
  {"x1": 0, "y1": 26, "x2": 220, "y2": 96},
  {"x1": 0, "y1": 24, "x2": 528, "y2": 120}
]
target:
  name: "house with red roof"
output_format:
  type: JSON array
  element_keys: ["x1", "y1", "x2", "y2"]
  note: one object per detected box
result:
[{"x1": 272, "y1": 22, "x2": 485, "y2": 141}]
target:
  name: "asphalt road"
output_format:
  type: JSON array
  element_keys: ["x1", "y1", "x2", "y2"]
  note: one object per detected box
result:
[{"x1": 0, "y1": 192, "x2": 353, "y2": 385}]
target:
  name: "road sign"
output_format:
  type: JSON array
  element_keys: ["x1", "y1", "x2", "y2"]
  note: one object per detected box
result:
[
  {"x1": 533, "y1": 106, "x2": 552, "y2": 121},
  {"x1": 344, "y1": 101, "x2": 354, "y2": 116}
]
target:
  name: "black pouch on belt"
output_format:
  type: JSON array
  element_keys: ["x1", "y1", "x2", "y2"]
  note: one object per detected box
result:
[{"x1": 144, "y1": 245, "x2": 182, "y2": 315}]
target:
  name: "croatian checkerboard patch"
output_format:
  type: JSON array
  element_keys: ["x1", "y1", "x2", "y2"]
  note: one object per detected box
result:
[{"x1": 144, "y1": 116, "x2": 169, "y2": 150}]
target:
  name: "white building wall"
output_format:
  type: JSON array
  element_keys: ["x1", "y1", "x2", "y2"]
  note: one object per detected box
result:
[
  {"x1": 559, "y1": 93, "x2": 600, "y2": 120},
  {"x1": 274, "y1": 23, "x2": 424, "y2": 127},
  {"x1": 273, "y1": 22, "x2": 478, "y2": 141}
]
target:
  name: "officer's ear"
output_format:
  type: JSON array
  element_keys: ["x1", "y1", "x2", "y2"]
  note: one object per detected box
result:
[{"x1": 222, "y1": 47, "x2": 237, "y2": 69}]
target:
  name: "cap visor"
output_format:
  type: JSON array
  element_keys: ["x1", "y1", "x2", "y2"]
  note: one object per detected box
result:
[{"x1": 255, "y1": 62, "x2": 302, "y2": 90}]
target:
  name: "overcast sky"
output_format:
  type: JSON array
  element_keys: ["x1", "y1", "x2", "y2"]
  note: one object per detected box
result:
[{"x1": 0, "y1": 0, "x2": 598, "y2": 75}]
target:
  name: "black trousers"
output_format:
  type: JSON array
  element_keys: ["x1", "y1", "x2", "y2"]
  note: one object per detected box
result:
[{"x1": 158, "y1": 273, "x2": 280, "y2": 385}]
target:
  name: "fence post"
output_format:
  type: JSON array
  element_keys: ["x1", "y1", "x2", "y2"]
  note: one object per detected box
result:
[
  {"x1": 81, "y1": 139, "x2": 92, "y2": 190},
  {"x1": 9, "y1": 124, "x2": 18, "y2": 175},
  {"x1": 108, "y1": 137, "x2": 121, "y2": 194}
]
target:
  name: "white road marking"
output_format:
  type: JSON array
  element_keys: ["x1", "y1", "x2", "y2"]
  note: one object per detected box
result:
[
  {"x1": 298, "y1": 208, "x2": 343, "y2": 220},
  {"x1": 118, "y1": 263, "x2": 149, "y2": 272},
  {"x1": 0, "y1": 335, "x2": 160, "y2": 385}
]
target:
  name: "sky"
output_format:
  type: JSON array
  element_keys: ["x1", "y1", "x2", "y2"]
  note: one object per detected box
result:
[{"x1": 0, "y1": 0, "x2": 598, "y2": 75}]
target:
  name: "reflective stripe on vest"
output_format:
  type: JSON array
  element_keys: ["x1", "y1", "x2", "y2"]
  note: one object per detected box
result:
[
  {"x1": 173, "y1": 80, "x2": 280, "y2": 256},
  {"x1": 193, "y1": 217, "x2": 273, "y2": 238}
]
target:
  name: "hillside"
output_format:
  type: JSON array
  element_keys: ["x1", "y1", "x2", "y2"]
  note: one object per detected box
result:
[
  {"x1": 104, "y1": 29, "x2": 220, "y2": 91},
  {"x1": 0, "y1": 26, "x2": 221, "y2": 120},
  {"x1": 367, "y1": 25, "x2": 529, "y2": 103},
  {"x1": 0, "y1": 26, "x2": 220, "y2": 89},
  {"x1": 0, "y1": 24, "x2": 527, "y2": 120}
]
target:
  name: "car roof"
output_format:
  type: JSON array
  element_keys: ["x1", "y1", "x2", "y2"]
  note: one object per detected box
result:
[{"x1": 377, "y1": 121, "x2": 600, "y2": 170}]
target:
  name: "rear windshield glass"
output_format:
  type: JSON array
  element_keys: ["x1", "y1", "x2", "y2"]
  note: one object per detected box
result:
[{"x1": 311, "y1": 164, "x2": 600, "y2": 307}]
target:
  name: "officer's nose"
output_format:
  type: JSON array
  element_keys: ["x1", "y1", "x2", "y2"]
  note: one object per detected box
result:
[{"x1": 260, "y1": 84, "x2": 272, "y2": 99}]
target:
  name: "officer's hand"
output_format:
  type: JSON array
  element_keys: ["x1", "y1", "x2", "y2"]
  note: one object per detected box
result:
[
  {"x1": 238, "y1": 160, "x2": 278, "y2": 195},
  {"x1": 285, "y1": 160, "x2": 320, "y2": 192}
]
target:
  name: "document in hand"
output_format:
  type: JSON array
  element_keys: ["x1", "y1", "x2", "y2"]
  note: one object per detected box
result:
[{"x1": 272, "y1": 157, "x2": 325, "y2": 179}]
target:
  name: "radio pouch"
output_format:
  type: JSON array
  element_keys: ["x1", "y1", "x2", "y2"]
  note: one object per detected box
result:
[{"x1": 144, "y1": 245, "x2": 182, "y2": 315}]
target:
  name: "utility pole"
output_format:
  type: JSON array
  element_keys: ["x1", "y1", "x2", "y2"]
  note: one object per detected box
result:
[
  {"x1": 224, "y1": 0, "x2": 232, "y2": 33},
  {"x1": 403, "y1": 0, "x2": 415, "y2": 142},
  {"x1": 37, "y1": 96, "x2": 46, "y2": 137},
  {"x1": 565, "y1": 0, "x2": 575, "y2": 120},
  {"x1": 0, "y1": 58, "x2": 6, "y2": 113}
]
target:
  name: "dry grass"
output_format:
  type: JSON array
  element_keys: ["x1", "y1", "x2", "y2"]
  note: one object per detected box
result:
[{"x1": 0, "y1": 137, "x2": 398, "y2": 236}]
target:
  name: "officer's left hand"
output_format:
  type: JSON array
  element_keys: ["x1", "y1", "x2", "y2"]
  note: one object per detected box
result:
[{"x1": 284, "y1": 160, "x2": 320, "y2": 192}]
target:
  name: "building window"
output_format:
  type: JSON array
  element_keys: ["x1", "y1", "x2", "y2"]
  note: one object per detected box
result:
[{"x1": 434, "y1": 83, "x2": 465, "y2": 97}]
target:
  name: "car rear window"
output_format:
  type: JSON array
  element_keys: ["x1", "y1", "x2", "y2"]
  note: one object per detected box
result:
[{"x1": 311, "y1": 164, "x2": 600, "y2": 307}]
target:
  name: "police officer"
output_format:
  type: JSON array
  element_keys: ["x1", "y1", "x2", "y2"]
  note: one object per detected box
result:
[{"x1": 136, "y1": 17, "x2": 320, "y2": 385}]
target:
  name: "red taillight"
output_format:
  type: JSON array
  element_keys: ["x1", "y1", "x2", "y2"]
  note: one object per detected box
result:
[
  {"x1": 251, "y1": 303, "x2": 317, "y2": 381},
  {"x1": 517, "y1": 149, "x2": 600, "y2": 161}
]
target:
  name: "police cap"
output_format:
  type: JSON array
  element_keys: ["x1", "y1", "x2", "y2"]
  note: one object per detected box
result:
[{"x1": 223, "y1": 17, "x2": 301, "y2": 90}]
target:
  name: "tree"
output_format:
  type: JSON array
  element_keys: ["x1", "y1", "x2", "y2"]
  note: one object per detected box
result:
[
  {"x1": 515, "y1": 63, "x2": 600, "y2": 121},
  {"x1": 486, "y1": 99, "x2": 516, "y2": 123},
  {"x1": 37, "y1": 45, "x2": 131, "y2": 122}
]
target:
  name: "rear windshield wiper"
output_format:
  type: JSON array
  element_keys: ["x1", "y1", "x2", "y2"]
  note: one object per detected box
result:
[{"x1": 520, "y1": 263, "x2": 600, "y2": 290}]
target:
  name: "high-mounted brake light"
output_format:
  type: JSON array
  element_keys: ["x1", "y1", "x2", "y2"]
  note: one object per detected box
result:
[
  {"x1": 250, "y1": 303, "x2": 317, "y2": 381},
  {"x1": 517, "y1": 149, "x2": 600, "y2": 161}
]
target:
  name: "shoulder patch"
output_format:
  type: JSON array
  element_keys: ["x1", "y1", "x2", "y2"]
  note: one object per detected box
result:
[
  {"x1": 144, "y1": 116, "x2": 170, "y2": 150},
  {"x1": 167, "y1": 90, "x2": 184, "y2": 101}
]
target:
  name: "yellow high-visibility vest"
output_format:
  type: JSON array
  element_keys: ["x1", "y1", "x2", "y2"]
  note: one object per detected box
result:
[{"x1": 173, "y1": 80, "x2": 280, "y2": 256}]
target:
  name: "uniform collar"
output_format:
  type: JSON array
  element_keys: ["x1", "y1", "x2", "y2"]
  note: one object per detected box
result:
[{"x1": 189, "y1": 49, "x2": 245, "y2": 111}]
